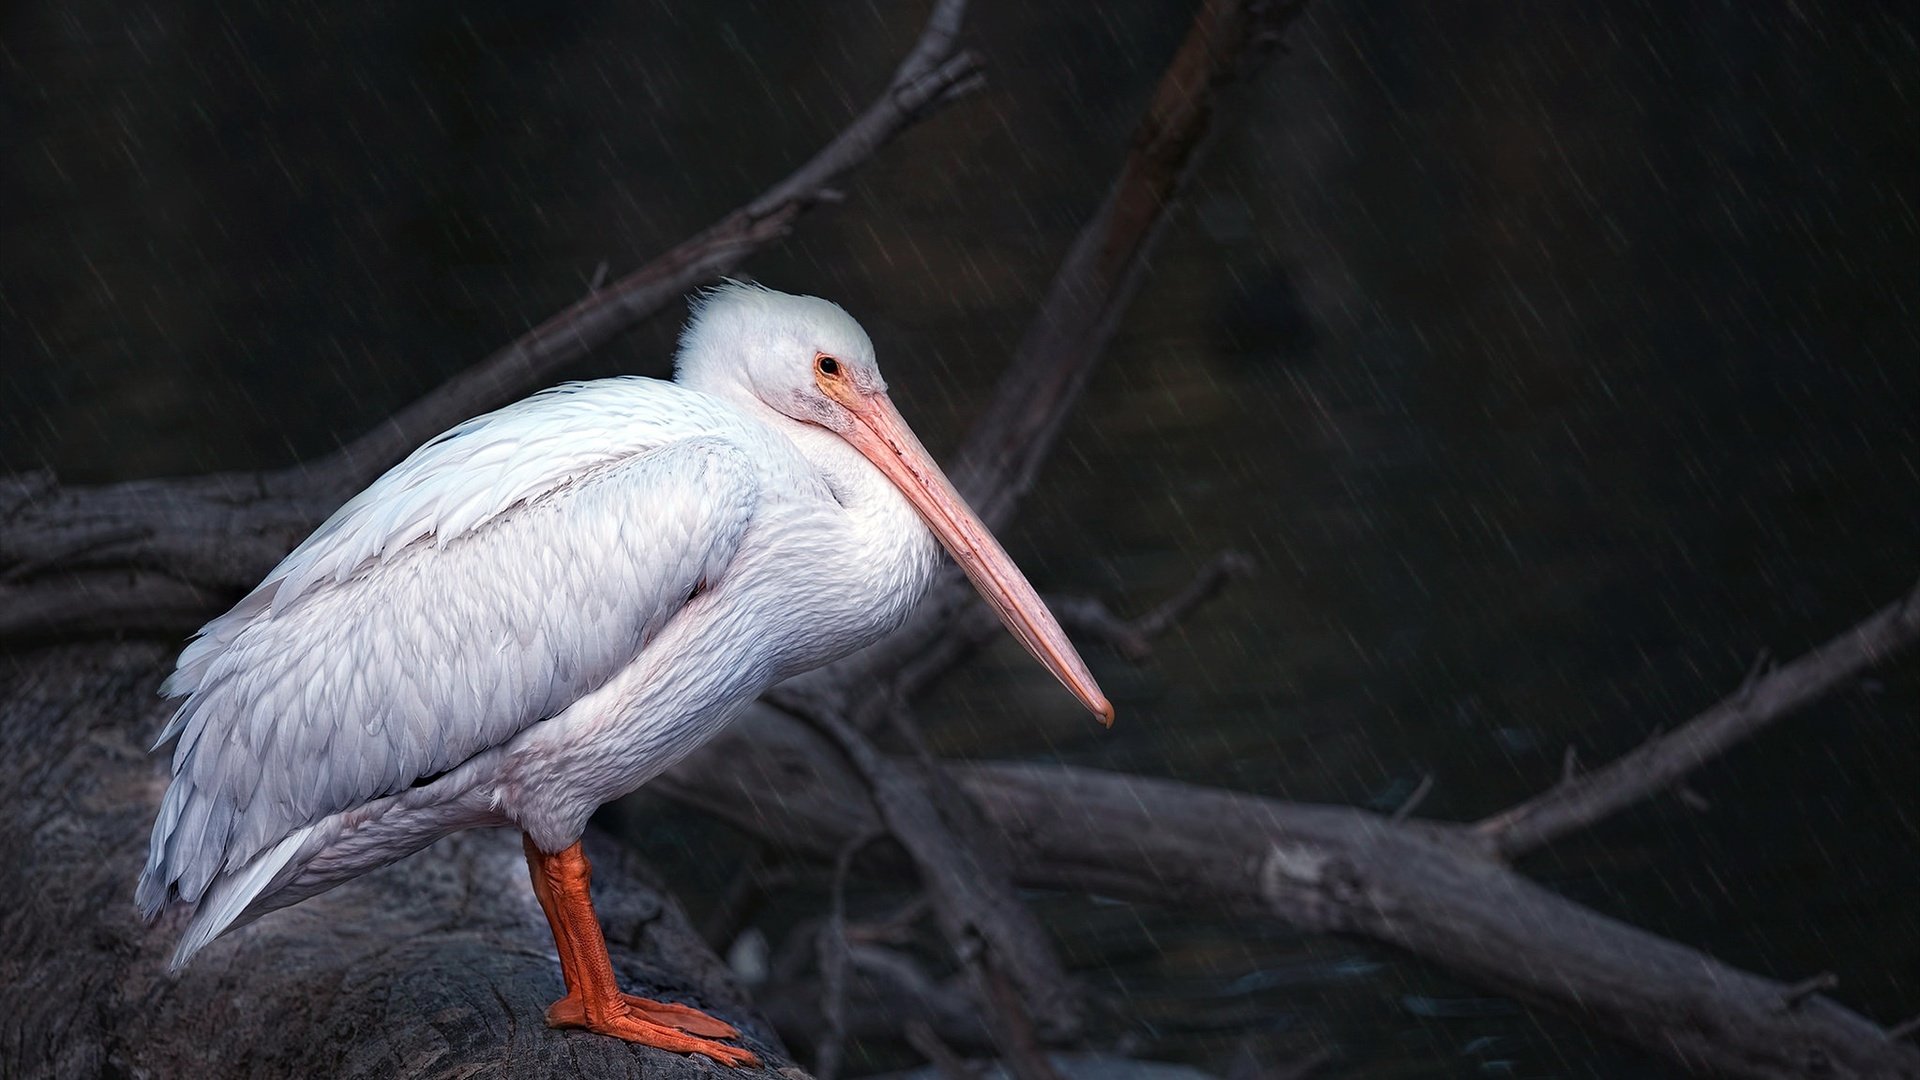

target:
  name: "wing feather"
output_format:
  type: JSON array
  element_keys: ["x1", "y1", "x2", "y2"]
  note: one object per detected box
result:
[{"x1": 137, "y1": 379, "x2": 765, "y2": 920}]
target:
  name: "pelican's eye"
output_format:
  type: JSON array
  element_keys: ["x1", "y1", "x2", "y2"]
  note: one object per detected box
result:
[{"x1": 816, "y1": 354, "x2": 840, "y2": 377}]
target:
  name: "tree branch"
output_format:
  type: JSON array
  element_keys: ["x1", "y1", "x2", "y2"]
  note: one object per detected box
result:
[
  {"x1": 333, "y1": 0, "x2": 984, "y2": 491},
  {"x1": 797, "y1": 0, "x2": 1302, "y2": 705},
  {"x1": 1475, "y1": 579, "x2": 1920, "y2": 859},
  {"x1": 950, "y1": 0, "x2": 1298, "y2": 526}
]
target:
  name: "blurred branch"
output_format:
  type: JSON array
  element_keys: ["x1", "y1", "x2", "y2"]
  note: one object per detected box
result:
[
  {"x1": 0, "y1": 0, "x2": 984, "y2": 645},
  {"x1": 1051, "y1": 550, "x2": 1254, "y2": 661},
  {"x1": 1475, "y1": 578, "x2": 1920, "y2": 859},
  {"x1": 950, "y1": 0, "x2": 1299, "y2": 527},
  {"x1": 813, "y1": 830, "x2": 881, "y2": 1080},
  {"x1": 759, "y1": 944, "x2": 992, "y2": 1057},
  {"x1": 766, "y1": 689, "x2": 1085, "y2": 1045},
  {"x1": 808, "y1": 0, "x2": 1303, "y2": 704},
  {"x1": 328, "y1": 0, "x2": 985, "y2": 492}
]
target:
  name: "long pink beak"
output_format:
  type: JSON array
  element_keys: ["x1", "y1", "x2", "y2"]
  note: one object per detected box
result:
[{"x1": 840, "y1": 391, "x2": 1115, "y2": 726}]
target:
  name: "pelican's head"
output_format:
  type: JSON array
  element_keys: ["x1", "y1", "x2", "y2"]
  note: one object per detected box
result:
[
  {"x1": 675, "y1": 281, "x2": 885, "y2": 436},
  {"x1": 674, "y1": 281, "x2": 1114, "y2": 727}
]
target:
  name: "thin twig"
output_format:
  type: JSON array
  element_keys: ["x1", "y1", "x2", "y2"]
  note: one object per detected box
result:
[
  {"x1": 1390, "y1": 774, "x2": 1434, "y2": 822},
  {"x1": 905, "y1": 1020, "x2": 983, "y2": 1080},
  {"x1": 1130, "y1": 551, "x2": 1257, "y2": 640},
  {"x1": 889, "y1": 550, "x2": 1254, "y2": 704},
  {"x1": 816, "y1": 830, "x2": 883, "y2": 1080},
  {"x1": 1773, "y1": 972, "x2": 1839, "y2": 1014}
]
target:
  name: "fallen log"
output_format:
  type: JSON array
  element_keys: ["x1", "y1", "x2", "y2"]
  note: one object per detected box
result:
[
  {"x1": 658, "y1": 663, "x2": 1920, "y2": 1080},
  {"x1": 0, "y1": 641, "x2": 786, "y2": 1078}
]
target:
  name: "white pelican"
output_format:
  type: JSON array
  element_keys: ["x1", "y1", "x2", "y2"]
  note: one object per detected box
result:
[{"x1": 135, "y1": 282, "x2": 1112, "y2": 1066}]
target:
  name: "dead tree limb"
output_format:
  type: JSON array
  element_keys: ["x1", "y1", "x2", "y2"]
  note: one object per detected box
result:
[
  {"x1": 950, "y1": 0, "x2": 1299, "y2": 527},
  {"x1": 659, "y1": 633, "x2": 1920, "y2": 1080},
  {"x1": 0, "y1": 642, "x2": 786, "y2": 1079},
  {"x1": 0, "y1": 0, "x2": 983, "y2": 645},
  {"x1": 1475, "y1": 579, "x2": 1920, "y2": 859},
  {"x1": 795, "y1": 0, "x2": 1302, "y2": 720}
]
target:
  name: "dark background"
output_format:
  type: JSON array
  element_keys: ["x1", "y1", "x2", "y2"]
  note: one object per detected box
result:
[{"x1": 5, "y1": 2, "x2": 1917, "y2": 1076}]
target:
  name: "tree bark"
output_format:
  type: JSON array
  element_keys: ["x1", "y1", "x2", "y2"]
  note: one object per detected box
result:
[{"x1": 0, "y1": 642, "x2": 787, "y2": 1079}]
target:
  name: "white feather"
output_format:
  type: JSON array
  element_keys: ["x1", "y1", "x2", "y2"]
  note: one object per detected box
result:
[{"x1": 169, "y1": 824, "x2": 311, "y2": 971}]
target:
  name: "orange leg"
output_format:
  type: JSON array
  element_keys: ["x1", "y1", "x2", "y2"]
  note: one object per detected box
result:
[{"x1": 523, "y1": 836, "x2": 758, "y2": 1066}]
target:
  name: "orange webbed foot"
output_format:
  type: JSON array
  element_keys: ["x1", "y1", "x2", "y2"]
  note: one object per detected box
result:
[
  {"x1": 523, "y1": 838, "x2": 759, "y2": 1067},
  {"x1": 545, "y1": 992, "x2": 742, "y2": 1040},
  {"x1": 547, "y1": 994, "x2": 758, "y2": 1066}
]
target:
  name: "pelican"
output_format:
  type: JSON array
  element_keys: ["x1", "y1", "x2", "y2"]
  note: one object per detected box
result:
[{"x1": 136, "y1": 282, "x2": 1113, "y2": 1066}]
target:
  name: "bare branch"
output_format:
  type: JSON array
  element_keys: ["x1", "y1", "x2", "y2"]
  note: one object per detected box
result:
[
  {"x1": 327, "y1": 0, "x2": 984, "y2": 491},
  {"x1": 809, "y1": 0, "x2": 1307, "y2": 703},
  {"x1": 1476, "y1": 580, "x2": 1920, "y2": 859},
  {"x1": 1389, "y1": 773, "x2": 1434, "y2": 822},
  {"x1": 905, "y1": 1020, "x2": 983, "y2": 1080},
  {"x1": 761, "y1": 944, "x2": 992, "y2": 1053},
  {"x1": 949, "y1": 0, "x2": 1299, "y2": 526},
  {"x1": 1777, "y1": 972, "x2": 1841, "y2": 1014},
  {"x1": 1050, "y1": 550, "x2": 1255, "y2": 662}
]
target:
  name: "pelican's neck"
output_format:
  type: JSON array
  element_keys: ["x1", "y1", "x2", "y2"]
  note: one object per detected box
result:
[
  {"x1": 690, "y1": 380, "x2": 939, "y2": 669},
  {"x1": 679, "y1": 374, "x2": 891, "y2": 512},
  {"x1": 776, "y1": 411, "x2": 911, "y2": 516}
]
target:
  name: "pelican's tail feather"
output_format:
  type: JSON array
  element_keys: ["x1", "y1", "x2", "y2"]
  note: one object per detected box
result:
[{"x1": 167, "y1": 825, "x2": 311, "y2": 972}]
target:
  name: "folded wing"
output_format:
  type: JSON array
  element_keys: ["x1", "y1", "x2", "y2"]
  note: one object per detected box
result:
[{"x1": 137, "y1": 380, "x2": 761, "y2": 928}]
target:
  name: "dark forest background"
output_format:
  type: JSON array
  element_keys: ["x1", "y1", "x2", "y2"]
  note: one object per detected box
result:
[{"x1": 4, "y1": 2, "x2": 1916, "y2": 1076}]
